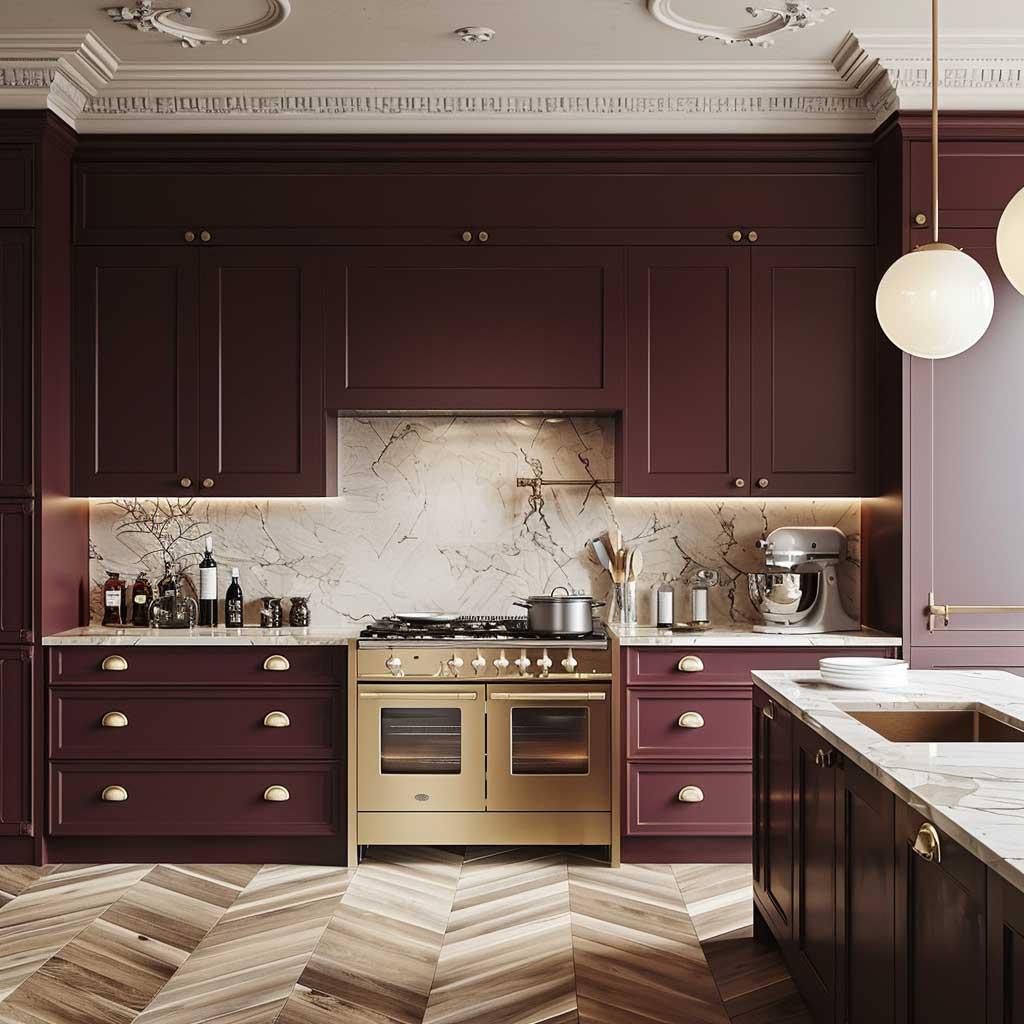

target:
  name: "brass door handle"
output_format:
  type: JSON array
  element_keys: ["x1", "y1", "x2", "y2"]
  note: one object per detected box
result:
[
  {"x1": 101, "y1": 655, "x2": 128, "y2": 672},
  {"x1": 762, "y1": 701, "x2": 775, "y2": 720},
  {"x1": 678, "y1": 785, "x2": 705, "y2": 803},
  {"x1": 912, "y1": 822, "x2": 942, "y2": 863},
  {"x1": 678, "y1": 711, "x2": 705, "y2": 729},
  {"x1": 101, "y1": 785, "x2": 128, "y2": 802},
  {"x1": 263, "y1": 655, "x2": 290, "y2": 672},
  {"x1": 101, "y1": 711, "x2": 129, "y2": 728},
  {"x1": 815, "y1": 748, "x2": 826, "y2": 767},
  {"x1": 677, "y1": 656, "x2": 704, "y2": 673},
  {"x1": 263, "y1": 711, "x2": 291, "y2": 728},
  {"x1": 263, "y1": 785, "x2": 290, "y2": 802}
]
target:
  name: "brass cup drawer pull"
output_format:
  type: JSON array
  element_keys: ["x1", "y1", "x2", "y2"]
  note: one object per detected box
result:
[
  {"x1": 678, "y1": 785, "x2": 705, "y2": 803},
  {"x1": 263, "y1": 655, "x2": 290, "y2": 672},
  {"x1": 101, "y1": 655, "x2": 128, "y2": 672},
  {"x1": 912, "y1": 822, "x2": 942, "y2": 863},
  {"x1": 678, "y1": 656, "x2": 705, "y2": 673},
  {"x1": 101, "y1": 785, "x2": 128, "y2": 802},
  {"x1": 762, "y1": 701, "x2": 775, "y2": 720},
  {"x1": 101, "y1": 711, "x2": 129, "y2": 728},
  {"x1": 678, "y1": 711, "x2": 705, "y2": 729},
  {"x1": 263, "y1": 785, "x2": 291, "y2": 802},
  {"x1": 263, "y1": 711, "x2": 291, "y2": 728}
]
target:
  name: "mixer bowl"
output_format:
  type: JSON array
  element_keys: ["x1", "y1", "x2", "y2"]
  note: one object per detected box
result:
[{"x1": 747, "y1": 570, "x2": 821, "y2": 625}]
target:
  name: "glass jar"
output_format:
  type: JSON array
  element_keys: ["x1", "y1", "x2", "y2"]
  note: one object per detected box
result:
[
  {"x1": 260, "y1": 597, "x2": 283, "y2": 629},
  {"x1": 130, "y1": 572, "x2": 153, "y2": 627},
  {"x1": 102, "y1": 571, "x2": 128, "y2": 627},
  {"x1": 289, "y1": 596, "x2": 310, "y2": 628}
]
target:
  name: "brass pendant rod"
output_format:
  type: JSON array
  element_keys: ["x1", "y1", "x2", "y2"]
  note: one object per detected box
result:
[{"x1": 931, "y1": 0, "x2": 939, "y2": 243}]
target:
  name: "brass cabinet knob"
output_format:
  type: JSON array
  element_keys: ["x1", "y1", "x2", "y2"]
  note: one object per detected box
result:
[
  {"x1": 757, "y1": 478, "x2": 769, "y2": 489},
  {"x1": 678, "y1": 785, "x2": 705, "y2": 803},
  {"x1": 100, "y1": 655, "x2": 128, "y2": 672},
  {"x1": 748, "y1": 230, "x2": 759, "y2": 242},
  {"x1": 912, "y1": 822, "x2": 942, "y2": 863},
  {"x1": 263, "y1": 785, "x2": 290, "y2": 802},
  {"x1": 914, "y1": 212, "x2": 928, "y2": 226},
  {"x1": 263, "y1": 654, "x2": 291, "y2": 672},
  {"x1": 101, "y1": 711, "x2": 129, "y2": 728},
  {"x1": 101, "y1": 785, "x2": 128, "y2": 802},
  {"x1": 477, "y1": 230, "x2": 490, "y2": 243},
  {"x1": 179, "y1": 477, "x2": 192, "y2": 488},
  {"x1": 461, "y1": 230, "x2": 473, "y2": 242},
  {"x1": 201, "y1": 477, "x2": 215, "y2": 489},
  {"x1": 731, "y1": 230, "x2": 743, "y2": 242},
  {"x1": 677, "y1": 655, "x2": 704, "y2": 673},
  {"x1": 678, "y1": 711, "x2": 705, "y2": 729},
  {"x1": 263, "y1": 710, "x2": 291, "y2": 728},
  {"x1": 200, "y1": 230, "x2": 212, "y2": 242},
  {"x1": 734, "y1": 478, "x2": 745, "y2": 488},
  {"x1": 184, "y1": 230, "x2": 196, "y2": 242}
]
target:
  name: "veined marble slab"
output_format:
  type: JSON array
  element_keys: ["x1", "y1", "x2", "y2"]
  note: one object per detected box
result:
[
  {"x1": 607, "y1": 624, "x2": 901, "y2": 648},
  {"x1": 42, "y1": 626, "x2": 361, "y2": 646},
  {"x1": 752, "y1": 668, "x2": 1024, "y2": 896}
]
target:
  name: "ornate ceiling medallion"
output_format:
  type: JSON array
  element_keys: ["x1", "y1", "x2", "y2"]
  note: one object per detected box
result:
[
  {"x1": 647, "y1": 0, "x2": 834, "y2": 48},
  {"x1": 106, "y1": 0, "x2": 291, "y2": 48}
]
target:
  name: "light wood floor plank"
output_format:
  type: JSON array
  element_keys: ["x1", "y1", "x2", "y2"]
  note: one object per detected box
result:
[{"x1": 0, "y1": 870, "x2": 54, "y2": 913}]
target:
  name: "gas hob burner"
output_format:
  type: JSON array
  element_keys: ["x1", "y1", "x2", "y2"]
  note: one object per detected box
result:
[{"x1": 359, "y1": 614, "x2": 605, "y2": 643}]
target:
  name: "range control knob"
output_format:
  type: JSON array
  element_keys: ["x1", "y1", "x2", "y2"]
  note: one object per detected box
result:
[
  {"x1": 514, "y1": 650, "x2": 532, "y2": 676},
  {"x1": 537, "y1": 649, "x2": 553, "y2": 677},
  {"x1": 385, "y1": 654, "x2": 404, "y2": 678},
  {"x1": 493, "y1": 650, "x2": 510, "y2": 675},
  {"x1": 471, "y1": 650, "x2": 486, "y2": 674},
  {"x1": 448, "y1": 653, "x2": 464, "y2": 676},
  {"x1": 561, "y1": 648, "x2": 578, "y2": 673}
]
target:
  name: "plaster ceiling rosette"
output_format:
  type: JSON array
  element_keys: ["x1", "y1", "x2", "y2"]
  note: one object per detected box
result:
[
  {"x1": 647, "y1": 0, "x2": 835, "y2": 47},
  {"x1": 106, "y1": 0, "x2": 291, "y2": 48}
]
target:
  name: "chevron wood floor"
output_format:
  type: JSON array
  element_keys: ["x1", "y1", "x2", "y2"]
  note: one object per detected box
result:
[{"x1": 0, "y1": 854, "x2": 808, "y2": 1024}]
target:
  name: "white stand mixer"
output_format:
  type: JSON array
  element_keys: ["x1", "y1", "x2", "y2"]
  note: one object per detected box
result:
[{"x1": 748, "y1": 526, "x2": 859, "y2": 635}]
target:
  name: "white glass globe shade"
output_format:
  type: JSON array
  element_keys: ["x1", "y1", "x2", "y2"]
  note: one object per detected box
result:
[
  {"x1": 876, "y1": 245, "x2": 994, "y2": 359},
  {"x1": 997, "y1": 184, "x2": 1024, "y2": 296}
]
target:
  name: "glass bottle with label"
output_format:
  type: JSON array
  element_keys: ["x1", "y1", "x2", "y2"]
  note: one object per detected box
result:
[
  {"x1": 130, "y1": 572, "x2": 153, "y2": 627},
  {"x1": 102, "y1": 570, "x2": 128, "y2": 627},
  {"x1": 225, "y1": 568, "x2": 244, "y2": 628},
  {"x1": 656, "y1": 574, "x2": 675, "y2": 628},
  {"x1": 198, "y1": 536, "x2": 218, "y2": 627}
]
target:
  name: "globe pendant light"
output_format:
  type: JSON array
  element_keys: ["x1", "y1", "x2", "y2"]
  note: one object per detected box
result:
[
  {"x1": 875, "y1": 0, "x2": 994, "y2": 359},
  {"x1": 997, "y1": 184, "x2": 1024, "y2": 295}
]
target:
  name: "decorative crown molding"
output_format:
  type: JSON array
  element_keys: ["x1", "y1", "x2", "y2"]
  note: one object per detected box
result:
[{"x1": 648, "y1": 0, "x2": 835, "y2": 49}]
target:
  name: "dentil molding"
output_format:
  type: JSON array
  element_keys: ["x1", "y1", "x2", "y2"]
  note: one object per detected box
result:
[{"x1": 1, "y1": 28, "x2": 1023, "y2": 132}]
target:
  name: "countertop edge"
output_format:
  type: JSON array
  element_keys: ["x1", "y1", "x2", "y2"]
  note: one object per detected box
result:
[{"x1": 606, "y1": 624, "x2": 902, "y2": 648}]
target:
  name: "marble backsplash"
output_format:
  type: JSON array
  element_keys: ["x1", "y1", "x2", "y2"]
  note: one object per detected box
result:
[{"x1": 88, "y1": 417, "x2": 860, "y2": 628}]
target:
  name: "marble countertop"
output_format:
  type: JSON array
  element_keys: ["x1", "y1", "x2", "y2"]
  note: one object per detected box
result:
[
  {"x1": 752, "y1": 668, "x2": 1024, "y2": 895},
  {"x1": 606, "y1": 623, "x2": 901, "y2": 647},
  {"x1": 42, "y1": 626, "x2": 362, "y2": 646}
]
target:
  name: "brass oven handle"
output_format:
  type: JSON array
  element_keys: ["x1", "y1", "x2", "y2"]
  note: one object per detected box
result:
[
  {"x1": 359, "y1": 692, "x2": 479, "y2": 700},
  {"x1": 101, "y1": 785, "x2": 128, "y2": 802},
  {"x1": 678, "y1": 711, "x2": 705, "y2": 729},
  {"x1": 101, "y1": 655, "x2": 128, "y2": 672},
  {"x1": 263, "y1": 655, "x2": 290, "y2": 672},
  {"x1": 489, "y1": 692, "x2": 607, "y2": 701},
  {"x1": 678, "y1": 656, "x2": 704, "y2": 673},
  {"x1": 263, "y1": 711, "x2": 291, "y2": 728},
  {"x1": 912, "y1": 822, "x2": 942, "y2": 863},
  {"x1": 101, "y1": 711, "x2": 129, "y2": 728},
  {"x1": 678, "y1": 785, "x2": 705, "y2": 803},
  {"x1": 263, "y1": 785, "x2": 290, "y2": 802}
]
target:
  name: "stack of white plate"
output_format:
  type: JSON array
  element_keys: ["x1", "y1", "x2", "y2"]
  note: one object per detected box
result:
[{"x1": 818, "y1": 657, "x2": 909, "y2": 690}]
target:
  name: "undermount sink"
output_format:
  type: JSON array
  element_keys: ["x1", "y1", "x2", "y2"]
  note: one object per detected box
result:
[{"x1": 847, "y1": 708, "x2": 1024, "y2": 743}]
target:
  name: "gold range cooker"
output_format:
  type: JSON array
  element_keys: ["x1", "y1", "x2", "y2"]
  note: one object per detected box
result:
[{"x1": 347, "y1": 616, "x2": 614, "y2": 863}]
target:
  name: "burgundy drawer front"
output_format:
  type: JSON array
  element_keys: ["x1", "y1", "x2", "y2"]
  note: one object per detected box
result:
[
  {"x1": 49, "y1": 762, "x2": 339, "y2": 836},
  {"x1": 627, "y1": 687, "x2": 751, "y2": 761},
  {"x1": 49, "y1": 646, "x2": 341, "y2": 685},
  {"x1": 627, "y1": 647, "x2": 896, "y2": 686},
  {"x1": 626, "y1": 762, "x2": 752, "y2": 837},
  {"x1": 50, "y1": 687, "x2": 339, "y2": 760}
]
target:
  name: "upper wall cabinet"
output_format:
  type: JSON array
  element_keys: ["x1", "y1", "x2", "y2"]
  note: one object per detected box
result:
[
  {"x1": 324, "y1": 246, "x2": 627, "y2": 413},
  {"x1": 73, "y1": 246, "x2": 334, "y2": 498},
  {"x1": 0, "y1": 146, "x2": 33, "y2": 227},
  {"x1": 74, "y1": 160, "x2": 875, "y2": 246},
  {"x1": 0, "y1": 233, "x2": 32, "y2": 497}
]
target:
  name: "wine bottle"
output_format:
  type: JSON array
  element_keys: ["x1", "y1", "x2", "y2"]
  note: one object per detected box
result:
[
  {"x1": 225, "y1": 568, "x2": 244, "y2": 628},
  {"x1": 199, "y1": 535, "x2": 218, "y2": 626}
]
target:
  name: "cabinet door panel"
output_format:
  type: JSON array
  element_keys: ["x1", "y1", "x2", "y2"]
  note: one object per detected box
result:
[
  {"x1": 198, "y1": 248, "x2": 328, "y2": 497},
  {"x1": 73, "y1": 247, "x2": 199, "y2": 496},
  {"x1": 0, "y1": 647, "x2": 31, "y2": 836},
  {"x1": 751, "y1": 246, "x2": 876, "y2": 496},
  {"x1": 0, "y1": 233, "x2": 32, "y2": 496},
  {"x1": 989, "y1": 870, "x2": 1024, "y2": 1024},
  {"x1": 326, "y1": 246, "x2": 626, "y2": 412},
  {"x1": 624, "y1": 247, "x2": 751, "y2": 496},
  {"x1": 0, "y1": 502, "x2": 32, "y2": 644}
]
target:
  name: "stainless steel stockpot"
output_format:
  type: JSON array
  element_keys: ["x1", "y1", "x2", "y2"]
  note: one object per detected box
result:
[{"x1": 514, "y1": 587, "x2": 604, "y2": 636}]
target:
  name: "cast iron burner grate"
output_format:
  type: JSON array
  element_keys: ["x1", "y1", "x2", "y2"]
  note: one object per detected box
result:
[{"x1": 360, "y1": 615, "x2": 605, "y2": 642}]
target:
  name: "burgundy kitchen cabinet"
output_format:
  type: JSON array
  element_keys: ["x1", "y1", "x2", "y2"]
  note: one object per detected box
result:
[
  {"x1": 0, "y1": 233, "x2": 32, "y2": 496},
  {"x1": 988, "y1": 869, "x2": 1024, "y2": 1024},
  {"x1": 894, "y1": 801, "x2": 988, "y2": 1024},
  {"x1": 0, "y1": 647, "x2": 32, "y2": 837},
  {"x1": 0, "y1": 502, "x2": 33, "y2": 644},
  {"x1": 0, "y1": 146, "x2": 33, "y2": 227},
  {"x1": 324, "y1": 246, "x2": 626, "y2": 413},
  {"x1": 624, "y1": 246, "x2": 751, "y2": 496},
  {"x1": 73, "y1": 246, "x2": 335, "y2": 498}
]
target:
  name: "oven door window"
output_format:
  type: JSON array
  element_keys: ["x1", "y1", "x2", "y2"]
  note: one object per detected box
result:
[
  {"x1": 511, "y1": 706, "x2": 589, "y2": 775},
  {"x1": 380, "y1": 707, "x2": 462, "y2": 775}
]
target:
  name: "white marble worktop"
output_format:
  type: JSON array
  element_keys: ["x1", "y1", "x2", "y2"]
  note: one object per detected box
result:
[
  {"x1": 752, "y1": 668, "x2": 1024, "y2": 895},
  {"x1": 606, "y1": 623, "x2": 901, "y2": 648},
  {"x1": 42, "y1": 626, "x2": 362, "y2": 646}
]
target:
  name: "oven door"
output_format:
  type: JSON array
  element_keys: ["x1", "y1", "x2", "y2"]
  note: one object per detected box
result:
[
  {"x1": 485, "y1": 683, "x2": 610, "y2": 811},
  {"x1": 357, "y1": 683, "x2": 485, "y2": 811}
]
